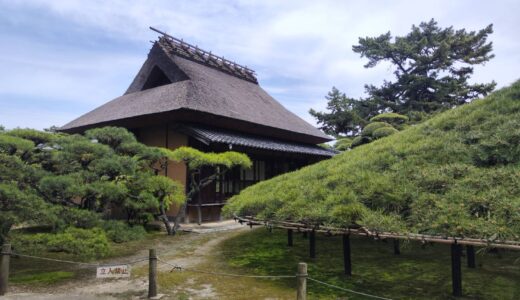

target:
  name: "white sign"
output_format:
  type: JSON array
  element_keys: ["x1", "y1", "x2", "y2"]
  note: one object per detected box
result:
[{"x1": 96, "y1": 265, "x2": 131, "y2": 278}]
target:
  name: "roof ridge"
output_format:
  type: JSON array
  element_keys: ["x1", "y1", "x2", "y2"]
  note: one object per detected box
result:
[{"x1": 151, "y1": 27, "x2": 258, "y2": 84}]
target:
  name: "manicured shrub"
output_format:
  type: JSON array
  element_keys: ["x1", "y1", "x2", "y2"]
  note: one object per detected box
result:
[
  {"x1": 372, "y1": 127, "x2": 399, "y2": 139},
  {"x1": 369, "y1": 113, "x2": 409, "y2": 126},
  {"x1": 52, "y1": 207, "x2": 102, "y2": 230},
  {"x1": 0, "y1": 134, "x2": 34, "y2": 155},
  {"x1": 334, "y1": 138, "x2": 353, "y2": 151},
  {"x1": 361, "y1": 122, "x2": 393, "y2": 136},
  {"x1": 7, "y1": 128, "x2": 56, "y2": 145},
  {"x1": 102, "y1": 220, "x2": 147, "y2": 243},
  {"x1": 85, "y1": 126, "x2": 137, "y2": 149},
  {"x1": 12, "y1": 227, "x2": 110, "y2": 259},
  {"x1": 351, "y1": 136, "x2": 371, "y2": 148},
  {"x1": 225, "y1": 81, "x2": 520, "y2": 240}
]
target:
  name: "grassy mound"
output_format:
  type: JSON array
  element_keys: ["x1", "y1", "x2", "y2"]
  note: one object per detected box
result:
[{"x1": 224, "y1": 81, "x2": 520, "y2": 240}]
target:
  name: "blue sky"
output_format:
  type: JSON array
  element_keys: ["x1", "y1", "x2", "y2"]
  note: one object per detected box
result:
[{"x1": 1, "y1": 0, "x2": 519, "y2": 130}]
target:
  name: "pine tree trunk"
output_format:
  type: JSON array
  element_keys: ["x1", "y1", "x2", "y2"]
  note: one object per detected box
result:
[
  {"x1": 173, "y1": 203, "x2": 188, "y2": 233},
  {"x1": 159, "y1": 198, "x2": 175, "y2": 235},
  {"x1": 159, "y1": 215, "x2": 174, "y2": 235}
]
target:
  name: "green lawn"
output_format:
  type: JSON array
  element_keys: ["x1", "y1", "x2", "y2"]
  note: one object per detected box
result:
[
  {"x1": 8, "y1": 231, "x2": 165, "y2": 287},
  {"x1": 8, "y1": 227, "x2": 520, "y2": 299},
  {"x1": 218, "y1": 228, "x2": 520, "y2": 300}
]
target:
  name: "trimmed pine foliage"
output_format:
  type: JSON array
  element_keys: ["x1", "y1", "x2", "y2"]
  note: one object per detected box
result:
[{"x1": 224, "y1": 81, "x2": 520, "y2": 241}]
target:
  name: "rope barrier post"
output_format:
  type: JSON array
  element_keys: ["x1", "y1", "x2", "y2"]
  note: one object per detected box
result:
[
  {"x1": 0, "y1": 244, "x2": 11, "y2": 296},
  {"x1": 288, "y1": 229, "x2": 293, "y2": 247},
  {"x1": 296, "y1": 262, "x2": 307, "y2": 300},
  {"x1": 466, "y1": 246, "x2": 476, "y2": 268},
  {"x1": 342, "y1": 234, "x2": 352, "y2": 276},
  {"x1": 393, "y1": 239, "x2": 400, "y2": 255},
  {"x1": 309, "y1": 230, "x2": 316, "y2": 259},
  {"x1": 148, "y1": 249, "x2": 158, "y2": 299},
  {"x1": 451, "y1": 243, "x2": 462, "y2": 297}
]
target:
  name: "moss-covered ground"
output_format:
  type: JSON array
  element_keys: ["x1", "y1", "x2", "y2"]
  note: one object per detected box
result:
[
  {"x1": 8, "y1": 231, "x2": 166, "y2": 287},
  {"x1": 217, "y1": 228, "x2": 520, "y2": 300},
  {"x1": 8, "y1": 227, "x2": 519, "y2": 299}
]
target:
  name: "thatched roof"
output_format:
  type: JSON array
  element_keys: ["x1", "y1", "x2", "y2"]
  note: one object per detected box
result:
[{"x1": 61, "y1": 33, "x2": 330, "y2": 144}]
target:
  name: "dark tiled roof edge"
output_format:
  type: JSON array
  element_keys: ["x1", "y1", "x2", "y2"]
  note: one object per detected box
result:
[{"x1": 177, "y1": 124, "x2": 337, "y2": 157}]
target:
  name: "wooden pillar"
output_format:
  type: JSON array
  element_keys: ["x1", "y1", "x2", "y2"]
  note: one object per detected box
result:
[
  {"x1": 393, "y1": 239, "x2": 400, "y2": 255},
  {"x1": 342, "y1": 234, "x2": 352, "y2": 276},
  {"x1": 0, "y1": 244, "x2": 11, "y2": 296},
  {"x1": 451, "y1": 243, "x2": 462, "y2": 297},
  {"x1": 288, "y1": 229, "x2": 293, "y2": 247},
  {"x1": 309, "y1": 230, "x2": 316, "y2": 259},
  {"x1": 466, "y1": 246, "x2": 476, "y2": 268},
  {"x1": 148, "y1": 249, "x2": 157, "y2": 298},
  {"x1": 296, "y1": 262, "x2": 307, "y2": 300}
]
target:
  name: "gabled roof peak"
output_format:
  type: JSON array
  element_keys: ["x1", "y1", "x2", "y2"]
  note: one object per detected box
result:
[{"x1": 150, "y1": 27, "x2": 258, "y2": 84}]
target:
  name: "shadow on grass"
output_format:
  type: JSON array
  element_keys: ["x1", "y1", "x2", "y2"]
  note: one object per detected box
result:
[{"x1": 217, "y1": 228, "x2": 520, "y2": 300}]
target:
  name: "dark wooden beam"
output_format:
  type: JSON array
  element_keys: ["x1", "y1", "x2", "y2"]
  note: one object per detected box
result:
[
  {"x1": 451, "y1": 243, "x2": 463, "y2": 297},
  {"x1": 393, "y1": 239, "x2": 400, "y2": 255},
  {"x1": 288, "y1": 229, "x2": 293, "y2": 247},
  {"x1": 343, "y1": 234, "x2": 352, "y2": 276},
  {"x1": 466, "y1": 246, "x2": 476, "y2": 268},
  {"x1": 309, "y1": 230, "x2": 316, "y2": 258}
]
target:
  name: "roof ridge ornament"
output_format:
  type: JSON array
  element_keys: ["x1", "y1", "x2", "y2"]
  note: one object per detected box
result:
[{"x1": 149, "y1": 27, "x2": 258, "y2": 83}]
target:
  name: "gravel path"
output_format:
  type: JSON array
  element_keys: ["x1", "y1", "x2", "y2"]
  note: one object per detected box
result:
[{"x1": 5, "y1": 224, "x2": 248, "y2": 300}]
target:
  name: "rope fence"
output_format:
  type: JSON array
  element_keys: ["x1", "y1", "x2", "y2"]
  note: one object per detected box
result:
[
  {"x1": 9, "y1": 252, "x2": 148, "y2": 267},
  {"x1": 157, "y1": 256, "x2": 295, "y2": 279},
  {"x1": 0, "y1": 244, "x2": 393, "y2": 300},
  {"x1": 307, "y1": 277, "x2": 393, "y2": 300}
]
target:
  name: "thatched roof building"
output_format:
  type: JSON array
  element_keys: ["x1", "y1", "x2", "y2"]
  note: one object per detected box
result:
[{"x1": 62, "y1": 28, "x2": 334, "y2": 222}]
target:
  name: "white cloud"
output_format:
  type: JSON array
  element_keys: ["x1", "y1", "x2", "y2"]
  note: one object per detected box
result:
[{"x1": 1, "y1": 0, "x2": 519, "y2": 130}]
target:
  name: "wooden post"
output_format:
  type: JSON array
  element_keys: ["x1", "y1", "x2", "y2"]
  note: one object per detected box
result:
[
  {"x1": 309, "y1": 230, "x2": 316, "y2": 259},
  {"x1": 148, "y1": 249, "x2": 157, "y2": 299},
  {"x1": 302, "y1": 231, "x2": 308, "y2": 239},
  {"x1": 296, "y1": 262, "x2": 307, "y2": 300},
  {"x1": 393, "y1": 239, "x2": 400, "y2": 255},
  {"x1": 0, "y1": 244, "x2": 11, "y2": 296},
  {"x1": 342, "y1": 234, "x2": 352, "y2": 276},
  {"x1": 288, "y1": 229, "x2": 293, "y2": 247},
  {"x1": 451, "y1": 243, "x2": 462, "y2": 297},
  {"x1": 466, "y1": 246, "x2": 476, "y2": 268}
]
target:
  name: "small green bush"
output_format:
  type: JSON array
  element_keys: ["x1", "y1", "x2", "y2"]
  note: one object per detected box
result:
[
  {"x1": 52, "y1": 207, "x2": 101, "y2": 230},
  {"x1": 7, "y1": 128, "x2": 56, "y2": 145},
  {"x1": 102, "y1": 220, "x2": 147, "y2": 243},
  {"x1": 334, "y1": 138, "x2": 353, "y2": 151},
  {"x1": 351, "y1": 136, "x2": 371, "y2": 148},
  {"x1": 370, "y1": 113, "x2": 409, "y2": 126},
  {"x1": 361, "y1": 122, "x2": 393, "y2": 136},
  {"x1": 373, "y1": 127, "x2": 399, "y2": 139},
  {"x1": 12, "y1": 227, "x2": 110, "y2": 259}
]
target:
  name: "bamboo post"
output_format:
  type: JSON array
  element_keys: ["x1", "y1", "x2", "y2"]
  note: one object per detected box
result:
[
  {"x1": 342, "y1": 234, "x2": 352, "y2": 276},
  {"x1": 451, "y1": 243, "x2": 462, "y2": 297},
  {"x1": 296, "y1": 262, "x2": 307, "y2": 300},
  {"x1": 309, "y1": 230, "x2": 316, "y2": 259},
  {"x1": 148, "y1": 249, "x2": 157, "y2": 299},
  {"x1": 0, "y1": 244, "x2": 11, "y2": 296},
  {"x1": 288, "y1": 229, "x2": 293, "y2": 247},
  {"x1": 393, "y1": 239, "x2": 400, "y2": 255},
  {"x1": 466, "y1": 246, "x2": 476, "y2": 268}
]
